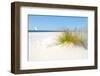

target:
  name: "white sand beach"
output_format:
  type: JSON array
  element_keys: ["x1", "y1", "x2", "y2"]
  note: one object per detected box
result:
[{"x1": 29, "y1": 32, "x2": 88, "y2": 61}]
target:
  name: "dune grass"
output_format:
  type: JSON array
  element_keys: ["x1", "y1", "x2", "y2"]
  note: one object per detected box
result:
[{"x1": 56, "y1": 31, "x2": 81, "y2": 45}]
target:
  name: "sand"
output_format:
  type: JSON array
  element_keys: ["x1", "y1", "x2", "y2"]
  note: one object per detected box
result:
[{"x1": 28, "y1": 32, "x2": 88, "y2": 61}]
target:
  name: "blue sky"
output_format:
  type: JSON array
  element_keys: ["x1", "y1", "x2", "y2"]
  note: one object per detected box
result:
[{"x1": 28, "y1": 15, "x2": 88, "y2": 31}]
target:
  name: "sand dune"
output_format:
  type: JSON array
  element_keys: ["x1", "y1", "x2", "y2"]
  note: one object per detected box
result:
[{"x1": 29, "y1": 32, "x2": 88, "y2": 61}]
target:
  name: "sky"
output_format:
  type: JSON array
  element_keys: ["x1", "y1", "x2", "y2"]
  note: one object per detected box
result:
[{"x1": 28, "y1": 15, "x2": 88, "y2": 31}]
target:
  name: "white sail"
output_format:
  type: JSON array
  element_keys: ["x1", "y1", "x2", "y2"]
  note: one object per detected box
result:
[{"x1": 34, "y1": 27, "x2": 38, "y2": 30}]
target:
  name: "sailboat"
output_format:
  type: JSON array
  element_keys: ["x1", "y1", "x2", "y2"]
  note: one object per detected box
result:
[{"x1": 34, "y1": 27, "x2": 38, "y2": 31}]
